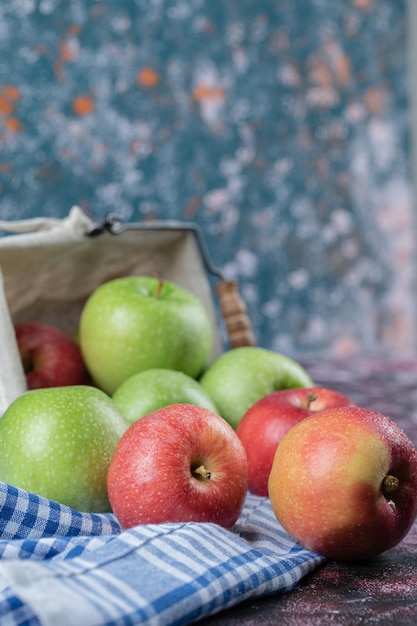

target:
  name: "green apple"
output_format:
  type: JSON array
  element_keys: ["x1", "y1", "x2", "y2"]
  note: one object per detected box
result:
[
  {"x1": 79, "y1": 276, "x2": 213, "y2": 395},
  {"x1": 112, "y1": 368, "x2": 219, "y2": 424},
  {"x1": 199, "y1": 346, "x2": 314, "y2": 429},
  {"x1": 0, "y1": 385, "x2": 128, "y2": 512}
]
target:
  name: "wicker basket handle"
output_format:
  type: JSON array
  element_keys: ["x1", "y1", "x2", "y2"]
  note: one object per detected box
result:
[{"x1": 216, "y1": 279, "x2": 256, "y2": 349}]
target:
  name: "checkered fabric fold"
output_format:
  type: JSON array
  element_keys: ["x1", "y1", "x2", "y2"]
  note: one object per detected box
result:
[{"x1": 0, "y1": 481, "x2": 324, "y2": 625}]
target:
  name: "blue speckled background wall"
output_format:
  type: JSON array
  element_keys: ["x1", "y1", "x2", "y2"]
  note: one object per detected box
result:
[{"x1": 0, "y1": 0, "x2": 415, "y2": 358}]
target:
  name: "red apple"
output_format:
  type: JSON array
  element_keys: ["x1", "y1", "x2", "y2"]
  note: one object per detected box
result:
[
  {"x1": 107, "y1": 403, "x2": 249, "y2": 529},
  {"x1": 268, "y1": 406, "x2": 417, "y2": 561},
  {"x1": 236, "y1": 387, "x2": 356, "y2": 496},
  {"x1": 14, "y1": 321, "x2": 91, "y2": 389}
]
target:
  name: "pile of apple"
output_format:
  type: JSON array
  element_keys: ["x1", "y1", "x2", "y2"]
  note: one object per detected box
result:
[{"x1": 2, "y1": 274, "x2": 417, "y2": 562}]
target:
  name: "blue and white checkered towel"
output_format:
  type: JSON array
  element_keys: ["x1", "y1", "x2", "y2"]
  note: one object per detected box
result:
[{"x1": 0, "y1": 481, "x2": 324, "y2": 625}]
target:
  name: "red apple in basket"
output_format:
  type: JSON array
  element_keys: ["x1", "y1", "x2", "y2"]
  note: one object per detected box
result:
[
  {"x1": 236, "y1": 387, "x2": 356, "y2": 496},
  {"x1": 14, "y1": 321, "x2": 91, "y2": 389},
  {"x1": 107, "y1": 403, "x2": 249, "y2": 529},
  {"x1": 268, "y1": 406, "x2": 417, "y2": 561}
]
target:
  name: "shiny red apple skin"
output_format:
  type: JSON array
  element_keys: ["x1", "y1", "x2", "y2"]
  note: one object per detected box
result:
[
  {"x1": 268, "y1": 406, "x2": 417, "y2": 561},
  {"x1": 15, "y1": 321, "x2": 91, "y2": 389},
  {"x1": 236, "y1": 387, "x2": 356, "y2": 496},
  {"x1": 107, "y1": 403, "x2": 249, "y2": 529}
]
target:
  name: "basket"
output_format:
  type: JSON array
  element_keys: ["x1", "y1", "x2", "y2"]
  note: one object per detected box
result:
[{"x1": 0, "y1": 206, "x2": 254, "y2": 414}]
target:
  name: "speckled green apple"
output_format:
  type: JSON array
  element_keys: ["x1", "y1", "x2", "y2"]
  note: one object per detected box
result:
[
  {"x1": 0, "y1": 385, "x2": 128, "y2": 512},
  {"x1": 199, "y1": 346, "x2": 314, "y2": 429},
  {"x1": 113, "y1": 368, "x2": 219, "y2": 424},
  {"x1": 79, "y1": 276, "x2": 213, "y2": 395}
]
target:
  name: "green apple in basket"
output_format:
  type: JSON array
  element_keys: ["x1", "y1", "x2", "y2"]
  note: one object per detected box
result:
[
  {"x1": 112, "y1": 368, "x2": 219, "y2": 424},
  {"x1": 199, "y1": 346, "x2": 314, "y2": 429},
  {"x1": 0, "y1": 385, "x2": 128, "y2": 512},
  {"x1": 79, "y1": 276, "x2": 213, "y2": 395}
]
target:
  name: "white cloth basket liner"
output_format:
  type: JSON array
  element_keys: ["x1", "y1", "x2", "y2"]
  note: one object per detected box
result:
[{"x1": 0, "y1": 206, "x2": 223, "y2": 415}]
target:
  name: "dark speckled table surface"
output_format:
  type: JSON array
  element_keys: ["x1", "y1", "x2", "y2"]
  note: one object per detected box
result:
[{"x1": 197, "y1": 355, "x2": 417, "y2": 625}]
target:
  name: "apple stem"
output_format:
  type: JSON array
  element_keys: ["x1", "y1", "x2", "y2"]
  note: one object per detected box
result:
[
  {"x1": 382, "y1": 474, "x2": 399, "y2": 495},
  {"x1": 154, "y1": 278, "x2": 164, "y2": 299},
  {"x1": 192, "y1": 464, "x2": 211, "y2": 481},
  {"x1": 305, "y1": 392, "x2": 318, "y2": 409}
]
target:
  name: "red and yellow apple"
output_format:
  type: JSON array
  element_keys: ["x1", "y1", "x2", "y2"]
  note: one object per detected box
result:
[
  {"x1": 268, "y1": 406, "x2": 417, "y2": 560},
  {"x1": 236, "y1": 387, "x2": 356, "y2": 496},
  {"x1": 107, "y1": 403, "x2": 249, "y2": 529}
]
